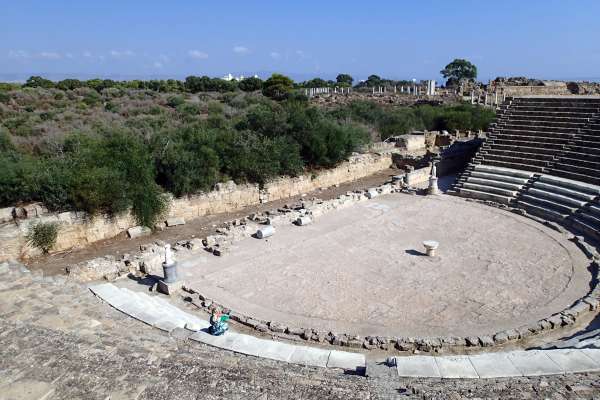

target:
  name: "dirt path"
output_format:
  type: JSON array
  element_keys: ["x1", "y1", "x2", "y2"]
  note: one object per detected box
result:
[{"x1": 27, "y1": 168, "x2": 399, "y2": 276}]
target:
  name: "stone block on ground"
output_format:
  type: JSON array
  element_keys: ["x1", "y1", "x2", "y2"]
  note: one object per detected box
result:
[
  {"x1": 157, "y1": 280, "x2": 184, "y2": 295},
  {"x1": 395, "y1": 356, "x2": 441, "y2": 378},
  {"x1": 545, "y1": 349, "x2": 600, "y2": 373},
  {"x1": 288, "y1": 346, "x2": 330, "y2": 368},
  {"x1": 507, "y1": 350, "x2": 564, "y2": 376},
  {"x1": 326, "y1": 350, "x2": 366, "y2": 371},
  {"x1": 434, "y1": 355, "x2": 479, "y2": 378},
  {"x1": 469, "y1": 353, "x2": 522, "y2": 378},
  {"x1": 166, "y1": 217, "x2": 186, "y2": 227},
  {"x1": 127, "y1": 226, "x2": 151, "y2": 239}
]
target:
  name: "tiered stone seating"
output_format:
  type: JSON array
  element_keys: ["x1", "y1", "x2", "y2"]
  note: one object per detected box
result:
[
  {"x1": 479, "y1": 97, "x2": 600, "y2": 174},
  {"x1": 453, "y1": 96, "x2": 600, "y2": 243},
  {"x1": 456, "y1": 164, "x2": 533, "y2": 204},
  {"x1": 517, "y1": 175, "x2": 600, "y2": 223},
  {"x1": 569, "y1": 198, "x2": 600, "y2": 243}
]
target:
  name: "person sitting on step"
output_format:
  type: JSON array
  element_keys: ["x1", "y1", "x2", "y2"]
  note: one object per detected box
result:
[{"x1": 209, "y1": 307, "x2": 230, "y2": 336}]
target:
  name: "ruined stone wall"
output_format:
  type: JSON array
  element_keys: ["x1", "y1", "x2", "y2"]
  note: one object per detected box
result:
[
  {"x1": 498, "y1": 85, "x2": 572, "y2": 96},
  {"x1": 0, "y1": 153, "x2": 392, "y2": 262}
]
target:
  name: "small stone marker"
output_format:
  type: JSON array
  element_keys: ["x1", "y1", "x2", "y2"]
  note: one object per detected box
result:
[
  {"x1": 127, "y1": 226, "x2": 151, "y2": 239},
  {"x1": 296, "y1": 216, "x2": 312, "y2": 226},
  {"x1": 256, "y1": 225, "x2": 275, "y2": 239},
  {"x1": 166, "y1": 217, "x2": 185, "y2": 227},
  {"x1": 366, "y1": 188, "x2": 379, "y2": 199},
  {"x1": 423, "y1": 240, "x2": 439, "y2": 257}
]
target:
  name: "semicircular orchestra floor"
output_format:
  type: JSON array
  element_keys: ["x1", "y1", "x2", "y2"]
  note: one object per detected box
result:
[{"x1": 179, "y1": 194, "x2": 592, "y2": 338}]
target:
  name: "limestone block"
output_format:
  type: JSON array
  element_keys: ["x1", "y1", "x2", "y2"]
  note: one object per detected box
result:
[
  {"x1": 366, "y1": 188, "x2": 379, "y2": 199},
  {"x1": 296, "y1": 216, "x2": 312, "y2": 226},
  {"x1": 256, "y1": 225, "x2": 275, "y2": 239},
  {"x1": 127, "y1": 226, "x2": 151, "y2": 239},
  {"x1": 0, "y1": 207, "x2": 14, "y2": 223},
  {"x1": 166, "y1": 217, "x2": 185, "y2": 227},
  {"x1": 66, "y1": 257, "x2": 127, "y2": 282},
  {"x1": 396, "y1": 134, "x2": 426, "y2": 151}
]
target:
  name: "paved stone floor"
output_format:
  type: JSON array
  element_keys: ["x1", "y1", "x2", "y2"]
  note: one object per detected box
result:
[
  {"x1": 2, "y1": 262, "x2": 600, "y2": 399},
  {"x1": 180, "y1": 194, "x2": 591, "y2": 338}
]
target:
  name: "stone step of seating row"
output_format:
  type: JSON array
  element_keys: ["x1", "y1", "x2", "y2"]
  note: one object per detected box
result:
[
  {"x1": 516, "y1": 175, "x2": 600, "y2": 223},
  {"x1": 89, "y1": 283, "x2": 367, "y2": 371},
  {"x1": 485, "y1": 143, "x2": 562, "y2": 156},
  {"x1": 490, "y1": 133, "x2": 573, "y2": 145},
  {"x1": 500, "y1": 114, "x2": 593, "y2": 123},
  {"x1": 497, "y1": 118, "x2": 589, "y2": 129},
  {"x1": 489, "y1": 138, "x2": 567, "y2": 150},
  {"x1": 455, "y1": 164, "x2": 534, "y2": 205},
  {"x1": 503, "y1": 110, "x2": 599, "y2": 119},
  {"x1": 480, "y1": 154, "x2": 550, "y2": 168},
  {"x1": 569, "y1": 201, "x2": 600, "y2": 243},
  {"x1": 481, "y1": 149, "x2": 556, "y2": 162},
  {"x1": 509, "y1": 107, "x2": 600, "y2": 114}
]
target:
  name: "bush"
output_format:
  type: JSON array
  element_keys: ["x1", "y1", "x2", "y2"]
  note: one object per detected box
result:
[
  {"x1": 26, "y1": 221, "x2": 59, "y2": 254},
  {"x1": 262, "y1": 74, "x2": 294, "y2": 101},
  {"x1": 166, "y1": 95, "x2": 185, "y2": 108}
]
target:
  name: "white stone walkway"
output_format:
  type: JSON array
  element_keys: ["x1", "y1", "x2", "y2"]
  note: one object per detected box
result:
[
  {"x1": 89, "y1": 283, "x2": 366, "y2": 371},
  {"x1": 393, "y1": 349, "x2": 600, "y2": 378},
  {"x1": 90, "y1": 283, "x2": 600, "y2": 378}
]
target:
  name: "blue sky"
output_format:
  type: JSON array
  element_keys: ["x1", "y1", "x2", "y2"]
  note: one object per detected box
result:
[{"x1": 2, "y1": 0, "x2": 599, "y2": 82}]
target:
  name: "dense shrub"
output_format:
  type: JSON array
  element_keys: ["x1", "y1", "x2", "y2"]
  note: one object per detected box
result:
[
  {"x1": 26, "y1": 221, "x2": 59, "y2": 254},
  {"x1": 0, "y1": 82, "x2": 495, "y2": 227}
]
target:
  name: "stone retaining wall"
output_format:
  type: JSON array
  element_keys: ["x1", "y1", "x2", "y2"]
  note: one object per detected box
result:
[{"x1": 0, "y1": 153, "x2": 392, "y2": 262}]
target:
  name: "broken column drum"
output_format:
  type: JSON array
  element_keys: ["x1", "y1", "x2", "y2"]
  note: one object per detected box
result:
[
  {"x1": 256, "y1": 225, "x2": 275, "y2": 239},
  {"x1": 162, "y1": 244, "x2": 178, "y2": 283},
  {"x1": 423, "y1": 240, "x2": 439, "y2": 257}
]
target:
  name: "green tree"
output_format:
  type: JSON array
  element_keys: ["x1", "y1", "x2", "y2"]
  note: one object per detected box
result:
[
  {"x1": 262, "y1": 74, "x2": 294, "y2": 101},
  {"x1": 440, "y1": 59, "x2": 478, "y2": 86},
  {"x1": 365, "y1": 75, "x2": 382, "y2": 87},
  {"x1": 336, "y1": 74, "x2": 353, "y2": 86},
  {"x1": 24, "y1": 76, "x2": 55, "y2": 89},
  {"x1": 238, "y1": 76, "x2": 263, "y2": 92}
]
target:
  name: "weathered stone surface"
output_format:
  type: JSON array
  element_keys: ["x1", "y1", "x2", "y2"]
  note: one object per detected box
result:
[
  {"x1": 166, "y1": 217, "x2": 186, "y2": 227},
  {"x1": 479, "y1": 336, "x2": 494, "y2": 347},
  {"x1": 268, "y1": 321, "x2": 286, "y2": 333},
  {"x1": 465, "y1": 336, "x2": 480, "y2": 347},
  {"x1": 493, "y1": 332, "x2": 509, "y2": 344},
  {"x1": 127, "y1": 226, "x2": 151, "y2": 239}
]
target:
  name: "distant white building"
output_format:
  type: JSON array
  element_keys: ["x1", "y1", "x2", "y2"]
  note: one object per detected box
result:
[{"x1": 222, "y1": 73, "x2": 259, "y2": 82}]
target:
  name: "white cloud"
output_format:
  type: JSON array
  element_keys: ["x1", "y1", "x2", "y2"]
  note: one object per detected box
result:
[
  {"x1": 188, "y1": 49, "x2": 209, "y2": 59},
  {"x1": 153, "y1": 61, "x2": 164, "y2": 69},
  {"x1": 65, "y1": 52, "x2": 74, "y2": 59},
  {"x1": 270, "y1": 51, "x2": 281, "y2": 60},
  {"x1": 8, "y1": 50, "x2": 30, "y2": 59},
  {"x1": 83, "y1": 50, "x2": 93, "y2": 58},
  {"x1": 233, "y1": 46, "x2": 249, "y2": 55},
  {"x1": 38, "y1": 51, "x2": 62, "y2": 59},
  {"x1": 159, "y1": 54, "x2": 170, "y2": 63},
  {"x1": 110, "y1": 50, "x2": 135, "y2": 58}
]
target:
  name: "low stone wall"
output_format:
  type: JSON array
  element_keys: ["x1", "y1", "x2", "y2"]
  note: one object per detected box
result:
[
  {"x1": 0, "y1": 153, "x2": 392, "y2": 262},
  {"x1": 404, "y1": 166, "x2": 432, "y2": 186}
]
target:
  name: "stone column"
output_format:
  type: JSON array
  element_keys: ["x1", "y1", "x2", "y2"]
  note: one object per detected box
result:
[
  {"x1": 158, "y1": 244, "x2": 182, "y2": 295},
  {"x1": 427, "y1": 162, "x2": 440, "y2": 195}
]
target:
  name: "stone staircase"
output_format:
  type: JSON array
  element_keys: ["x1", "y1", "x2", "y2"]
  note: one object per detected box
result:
[
  {"x1": 452, "y1": 96, "x2": 600, "y2": 242},
  {"x1": 453, "y1": 164, "x2": 534, "y2": 205},
  {"x1": 482, "y1": 97, "x2": 600, "y2": 175},
  {"x1": 517, "y1": 174, "x2": 600, "y2": 224}
]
